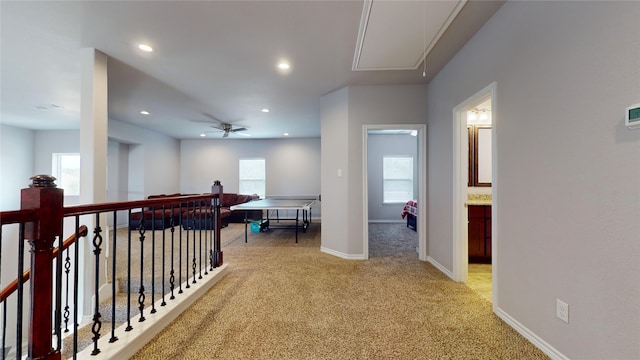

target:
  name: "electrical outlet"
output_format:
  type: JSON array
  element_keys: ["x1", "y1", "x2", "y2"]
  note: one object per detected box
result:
[{"x1": 556, "y1": 299, "x2": 569, "y2": 323}]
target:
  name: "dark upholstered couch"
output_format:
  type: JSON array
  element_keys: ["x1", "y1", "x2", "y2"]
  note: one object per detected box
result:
[
  {"x1": 129, "y1": 193, "x2": 193, "y2": 230},
  {"x1": 129, "y1": 193, "x2": 262, "y2": 230},
  {"x1": 184, "y1": 193, "x2": 262, "y2": 230}
]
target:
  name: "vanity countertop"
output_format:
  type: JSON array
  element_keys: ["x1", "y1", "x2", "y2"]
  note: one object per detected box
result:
[{"x1": 466, "y1": 194, "x2": 492, "y2": 206}]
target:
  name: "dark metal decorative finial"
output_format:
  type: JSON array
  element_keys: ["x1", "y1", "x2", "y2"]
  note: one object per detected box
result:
[{"x1": 29, "y1": 174, "x2": 57, "y2": 188}]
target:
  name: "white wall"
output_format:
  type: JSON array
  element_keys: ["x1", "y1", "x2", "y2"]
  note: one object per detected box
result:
[
  {"x1": 0, "y1": 125, "x2": 34, "y2": 209},
  {"x1": 33, "y1": 130, "x2": 81, "y2": 204},
  {"x1": 0, "y1": 124, "x2": 34, "y2": 347},
  {"x1": 321, "y1": 84, "x2": 427, "y2": 257},
  {"x1": 107, "y1": 140, "x2": 130, "y2": 226},
  {"x1": 180, "y1": 137, "x2": 321, "y2": 209},
  {"x1": 108, "y1": 119, "x2": 180, "y2": 198},
  {"x1": 427, "y1": 1, "x2": 640, "y2": 359},
  {"x1": 367, "y1": 134, "x2": 418, "y2": 222},
  {"x1": 320, "y1": 87, "x2": 350, "y2": 255}
]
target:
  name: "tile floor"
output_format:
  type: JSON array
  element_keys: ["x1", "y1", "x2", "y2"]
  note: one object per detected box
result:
[{"x1": 467, "y1": 263, "x2": 492, "y2": 302}]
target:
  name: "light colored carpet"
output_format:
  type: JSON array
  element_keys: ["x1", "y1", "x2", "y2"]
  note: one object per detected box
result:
[{"x1": 130, "y1": 222, "x2": 548, "y2": 360}]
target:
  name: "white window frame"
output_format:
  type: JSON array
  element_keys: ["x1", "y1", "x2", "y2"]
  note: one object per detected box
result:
[
  {"x1": 52, "y1": 153, "x2": 81, "y2": 196},
  {"x1": 382, "y1": 156, "x2": 413, "y2": 204},
  {"x1": 239, "y1": 158, "x2": 266, "y2": 198}
]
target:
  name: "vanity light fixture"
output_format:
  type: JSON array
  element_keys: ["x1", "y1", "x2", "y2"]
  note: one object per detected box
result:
[{"x1": 467, "y1": 108, "x2": 491, "y2": 123}]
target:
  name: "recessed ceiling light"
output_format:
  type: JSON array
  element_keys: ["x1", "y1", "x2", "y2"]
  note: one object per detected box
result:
[
  {"x1": 138, "y1": 44, "x2": 153, "y2": 52},
  {"x1": 261, "y1": 108, "x2": 270, "y2": 113},
  {"x1": 200, "y1": 133, "x2": 206, "y2": 137},
  {"x1": 277, "y1": 62, "x2": 290, "y2": 70},
  {"x1": 283, "y1": 133, "x2": 289, "y2": 136},
  {"x1": 140, "y1": 110, "x2": 150, "y2": 115}
]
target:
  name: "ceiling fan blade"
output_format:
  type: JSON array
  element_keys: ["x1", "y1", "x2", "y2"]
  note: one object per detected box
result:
[
  {"x1": 231, "y1": 127, "x2": 247, "y2": 132},
  {"x1": 190, "y1": 119, "x2": 218, "y2": 124},
  {"x1": 203, "y1": 113, "x2": 224, "y2": 124},
  {"x1": 222, "y1": 131, "x2": 229, "y2": 138}
]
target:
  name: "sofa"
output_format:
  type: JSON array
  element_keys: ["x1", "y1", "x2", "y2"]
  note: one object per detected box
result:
[
  {"x1": 184, "y1": 193, "x2": 262, "y2": 230},
  {"x1": 129, "y1": 193, "x2": 193, "y2": 230},
  {"x1": 129, "y1": 193, "x2": 262, "y2": 230}
]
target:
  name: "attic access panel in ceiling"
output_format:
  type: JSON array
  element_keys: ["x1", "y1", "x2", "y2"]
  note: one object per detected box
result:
[{"x1": 353, "y1": 0, "x2": 466, "y2": 71}]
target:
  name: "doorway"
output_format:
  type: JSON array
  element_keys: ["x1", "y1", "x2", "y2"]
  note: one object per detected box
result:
[
  {"x1": 362, "y1": 124, "x2": 427, "y2": 260},
  {"x1": 453, "y1": 83, "x2": 497, "y2": 306}
]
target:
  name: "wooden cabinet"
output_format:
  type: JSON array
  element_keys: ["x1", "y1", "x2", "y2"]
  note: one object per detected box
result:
[{"x1": 468, "y1": 205, "x2": 491, "y2": 263}]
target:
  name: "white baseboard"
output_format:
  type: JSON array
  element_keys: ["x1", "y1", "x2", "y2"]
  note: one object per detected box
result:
[
  {"x1": 320, "y1": 246, "x2": 366, "y2": 260},
  {"x1": 495, "y1": 307, "x2": 569, "y2": 360},
  {"x1": 76, "y1": 264, "x2": 229, "y2": 360},
  {"x1": 426, "y1": 256, "x2": 455, "y2": 280}
]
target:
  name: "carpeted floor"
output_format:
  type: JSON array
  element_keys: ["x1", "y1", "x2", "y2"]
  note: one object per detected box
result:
[{"x1": 129, "y1": 222, "x2": 548, "y2": 360}]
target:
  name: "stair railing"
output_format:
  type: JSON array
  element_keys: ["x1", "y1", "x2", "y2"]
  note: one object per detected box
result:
[{"x1": 0, "y1": 175, "x2": 223, "y2": 359}]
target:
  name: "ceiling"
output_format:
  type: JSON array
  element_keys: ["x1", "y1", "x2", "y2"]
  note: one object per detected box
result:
[{"x1": 0, "y1": 1, "x2": 503, "y2": 140}]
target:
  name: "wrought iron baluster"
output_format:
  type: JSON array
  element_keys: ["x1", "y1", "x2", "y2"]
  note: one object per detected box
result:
[
  {"x1": 170, "y1": 205, "x2": 177, "y2": 299},
  {"x1": 125, "y1": 209, "x2": 133, "y2": 332},
  {"x1": 63, "y1": 245, "x2": 71, "y2": 333},
  {"x1": 16, "y1": 223, "x2": 25, "y2": 360},
  {"x1": 179, "y1": 203, "x2": 184, "y2": 293},
  {"x1": 161, "y1": 207, "x2": 170, "y2": 306},
  {"x1": 204, "y1": 206, "x2": 211, "y2": 275},
  {"x1": 54, "y1": 233, "x2": 63, "y2": 353},
  {"x1": 138, "y1": 209, "x2": 147, "y2": 323},
  {"x1": 109, "y1": 211, "x2": 118, "y2": 343},
  {"x1": 185, "y1": 202, "x2": 191, "y2": 289},
  {"x1": 150, "y1": 206, "x2": 160, "y2": 314},
  {"x1": 73, "y1": 216, "x2": 80, "y2": 357},
  {"x1": 210, "y1": 200, "x2": 215, "y2": 271},
  {"x1": 198, "y1": 201, "x2": 203, "y2": 280},
  {"x1": 91, "y1": 216, "x2": 103, "y2": 355},
  {"x1": 209, "y1": 199, "x2": 218, "y2": 271},
  {"x1": 192, "y1": 201, "x2": 197, "y2": 284}
]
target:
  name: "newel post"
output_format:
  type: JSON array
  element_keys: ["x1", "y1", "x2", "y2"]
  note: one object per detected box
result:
[
  {"x1": 211, "y1": 180, "x2": 223, "y2": 267},
  {"x1": 21, "y1": 175, "x2": 63, "y2": 360}
]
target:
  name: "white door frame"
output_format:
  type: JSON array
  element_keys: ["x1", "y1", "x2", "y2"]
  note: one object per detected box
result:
[
  {"x1": 362, "y1": 124, "x2": 427, "y2": 260},
  {"x1": 452, "y1": 82, "x2": 497, "y2": 306}
]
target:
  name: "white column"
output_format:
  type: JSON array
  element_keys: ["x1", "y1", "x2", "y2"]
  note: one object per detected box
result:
[
  {"x1": 79, "y1": 48, "x2": 109, "y2": 321},
  {"x1": 80, "y1": 48, "x2": 108, "y2": 205}
]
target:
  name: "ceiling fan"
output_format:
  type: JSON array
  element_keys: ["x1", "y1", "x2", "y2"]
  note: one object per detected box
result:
[
  {"x1": 211, "y1": 122, "x2": 248, "y2": 138},
  {"x1": 192, "y1": 113, "x2": 249, "y2": 138}
]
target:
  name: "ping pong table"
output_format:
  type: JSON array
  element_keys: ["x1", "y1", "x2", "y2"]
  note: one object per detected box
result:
[{"x1": 230, "y1": 198, "x2": 317, "y2": 243}]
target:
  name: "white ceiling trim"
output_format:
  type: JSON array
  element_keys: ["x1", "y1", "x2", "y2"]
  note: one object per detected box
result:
[{"x1": 353, "y1": 0, "x2": 467, "y2": 71}]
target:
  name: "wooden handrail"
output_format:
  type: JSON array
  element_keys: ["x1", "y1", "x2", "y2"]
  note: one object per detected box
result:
[
  {"x1": 0, "y1": 225, "x2": 88, "y2": 303},
  {"x1": 64, "y1": 193, "x2": 218, "y2": 217}
]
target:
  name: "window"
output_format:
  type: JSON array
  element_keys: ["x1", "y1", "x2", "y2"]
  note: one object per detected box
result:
[
  {"x1": 52, "y1": 153, "x2": 81, "y2": 196},
  {"x1": 239, "y1": 158, "x2": 265, "y2": 198},
  {"x1": 383, "y1": 156, "x2": 413, "y2": 203}
]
